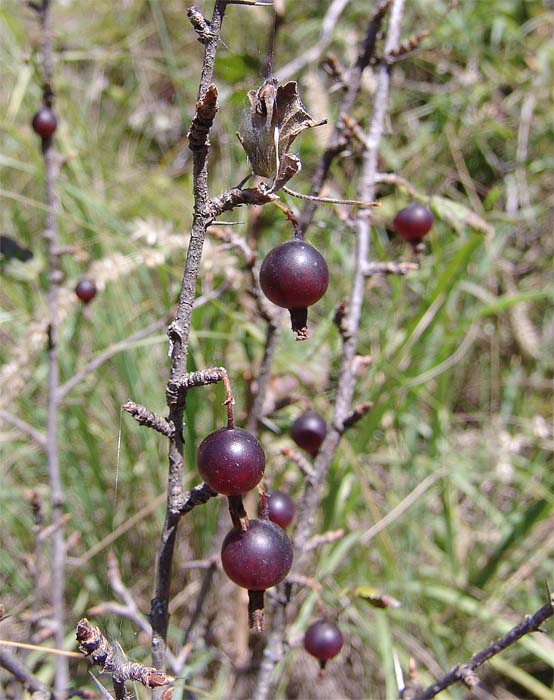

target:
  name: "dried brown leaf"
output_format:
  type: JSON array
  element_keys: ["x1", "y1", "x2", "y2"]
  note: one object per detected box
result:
[{"x1": 238, "y1": 78, "x2": 325, "y2": 190}]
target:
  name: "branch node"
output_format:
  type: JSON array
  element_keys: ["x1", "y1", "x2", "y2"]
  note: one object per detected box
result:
[
  {"x1": 187, "y1": 5, "x2": 216, "y2": 44},
  {"x1": 228, "y1": 494, "x2": 249, "y2": 531},
  {"x1": 176, "y1": 482, "x2": 218, "y2": 515},
  {"x1": 341, "y1": 401, "x2": 373, "y2": 432},
  {"x1": 281, "y1": 446, "x2": 316, "y2": 479},
  {"x1": 122, "y1": 401, "x2": 175, "y2": 438},
  {"x1": 187, "y1": 84, "x2": 219, "y2": 152}
]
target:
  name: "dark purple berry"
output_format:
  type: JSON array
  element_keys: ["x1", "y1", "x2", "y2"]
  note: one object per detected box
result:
[
  {"x1": 32, "y1": 107, "x2": 57, "y2": 138},
  {"x1": 260, "y1": 490, "x2": 296, "y2": 529},
  {"x1": 75, "y1": 277, "x2": 97, "y2": 303},
  {"x1": 221, "y1": 519, "x2": 293, "y2": 590},
  {"x1": 291, "y1": 410, "x2": 326, "y2": 456},
  {"x1": 393, "y1": 202, "x2": 433, "y2": 243},
  {"x1": 304, "y1": 620, "x2": 344, "y2": 662},
  {"x1": 260, "y1": 240, "x2": 329, "y2": 310},
  {"x1": 197, "y1": 427, "x2": 265, "y2": 496}
]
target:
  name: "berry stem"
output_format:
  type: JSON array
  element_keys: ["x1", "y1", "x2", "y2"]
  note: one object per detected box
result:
[
  {"x1": 258, "y1": 489, "x2": 269, "y2": 520},
  {"x1": 270, "y1": 198, "x2": 304, "y2": 239},
  {"x1": 283, "y1": 185, "x2": 380, "y2": 208},
  {"x1": 228, "y1": 495, "x2": 249, "y2": 531},
  {"x1": 289, "y1": 307, "x2": 309, "y2": 340},
  {"x1": 220, "y1": 368, "x2": 235, "y2": 429},
  {"x1": 248, "y1": 590, "x2": 265, "y2": 632}
]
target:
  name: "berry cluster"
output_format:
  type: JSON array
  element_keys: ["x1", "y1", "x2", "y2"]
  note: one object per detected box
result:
[
  {"x1": 194, "y1": 402, "x2": 344, "y2": 667},
  {"x1": 195, "y1": 409, "x2": 294, "y2": 631}
]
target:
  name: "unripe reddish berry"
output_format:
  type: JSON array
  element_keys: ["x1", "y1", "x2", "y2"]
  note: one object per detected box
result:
[
  {"x1": 259, "y1": 490, "x2": 296, "y2": 529},
  {"x1": 75, "y1": 277, "x2": 97, "y2": 304},
  {"x1": 260, "y1": 240, "x2": 329, "y2": 310},
  {"x1": 32, "y1": 107, "x2": 58, "y2": 138},
  {"x1": 393, "y1": 202, "x2": 433, "y2": 243},
  {"x1": 291, "y1": 410, "x2": 327, "y2": 456},
  {"x1": 197, "y1": 427, "x2": 265, "y2": 495},
  {"x1": 304, "y1": 620, "x2": 344, "y2": 668},
  {"x1": 221, "y1": 519, "x2": 293, "y2": 590}
]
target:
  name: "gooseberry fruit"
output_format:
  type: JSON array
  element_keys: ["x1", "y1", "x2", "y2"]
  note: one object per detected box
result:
[
  {"x1": 304, "y1": 620, "x2": 344, "y2": 666},
  {"x1": 260, "y1": 490, "x2": 296, "y2": 529},
  {"x1": 291, "y1": 410, "x2": 326, "y2": 456},
  {"x1": 393, "y1": 202, "x2": 433, "y2": 243},
  {"x1": 197, "y1": 427, "x2": 265, "y2": 495},
  {"x1": 32, "y1": 107, "x2": 58, "y2": 138},
  {"x1": 259, "y1": 239, "x2": 329, "y2": 339},
  {"x1": 221, "y1": 519, "x2": 293, "y2": 590},
  {"x1": 75, "y1": 277, "x2": 97, "y2": 304}
]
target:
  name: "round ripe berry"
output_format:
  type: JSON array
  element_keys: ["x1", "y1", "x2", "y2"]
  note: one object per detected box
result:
[
  {"x1": 290, "y1": 410, "x2": 326, "y2": 456},
  {"x1": 31, "y1": 107, "x2": 58, "y2": 138},
  {"x1": 197, "y1": 427, "x2": 265, "y2": 496},
  {"x1": 259, "y1": 240, "x2": 329, "y2": 310},
  {"x1": 260, "y1": 490, "x2": 296, "y2": 529},
  {"x1": 393, "y1": 202, "x2": 434, "y2": 243},
  {"x1": 75, "y1": 277, "x2": 97, "y2": 303},
  {"x1": 304, "y1": 620, "x2": 344, "y2": 661},
  {"x1": 221, "y1": 519, "x2": 293, "y2": 590}
]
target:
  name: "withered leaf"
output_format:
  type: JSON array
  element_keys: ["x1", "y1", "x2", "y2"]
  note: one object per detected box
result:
[{"x1": 238, "y1": 78, "x2": 325, "y2": 191}]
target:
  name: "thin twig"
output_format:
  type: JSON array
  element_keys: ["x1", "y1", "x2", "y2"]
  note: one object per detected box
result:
[
  {"x1": 411, "y1": 598, "x2": 554, "y2": 700},
  {"x1": 70, "y1": 494, "x2": 166, "y2": 566},
  {"x1": 31, "y1": 0, "x2": 68, "y2": 693},
  {"x1": 283, "y1": 185, "x2": 379, "y2": 207},
  {"x1": 280, "y1": 446, "x2": 316, "y2": 480},
  {"x1": 275, "y1": 0, "x2": 351, "y2": 82},
  {"x1": 87, "y1": 553, "x2": 182, "y2": 675},
  {"x1": 58, "y1": 287, "x2": 226, "y2": 401},
  {"x1": 341, "y1": 401, "x2": 373, "y2": 432},
  {"x1": 305, "y1": 529, "x2": 344, "y2": 552},
  {"x1": 298, "y1": 0, "x2": 392, "y2": 234},
  {"x1": 363, "y1": 261, "x2": 419, "y2": 275},
  {"x1": 246, "y1": 323, "x2": 280, "y2": 434},
  {"x1": 94, "y1": 553, "x2": 151, "y2": 636},
  {"x1": 76, "y1": 619, "x2": 174, "y2": 690},
  {"x1": 121, "y1": 401, "x2": 175, "y2": 438},
  {"x1": 58, "y1": 318, "x2": 166, "y2": 400},
  {"x1": 182, "y1": 561, "x2": 218, "y2": 646},
  {"x1": 294, "y1": 0, "x2": 407, "y2": 559},
  {"x1": 0, "y1": 409, "x2": 47, "y2": 449},
  {"x1": 0, "y1": 647, "x2": 52, "y2": 697},
  {"x1": 375, "y1": 172, "x2": 420, "y2": 198}
]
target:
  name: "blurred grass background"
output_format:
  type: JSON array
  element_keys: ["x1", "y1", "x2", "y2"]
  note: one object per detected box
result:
[{"x1": 0, "y1": 0, "x2": 553, "y2": 697}]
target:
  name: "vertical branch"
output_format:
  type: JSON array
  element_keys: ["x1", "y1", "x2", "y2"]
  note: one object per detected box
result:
[
  {"x1": 33, "y1": 0, "x2": 68, "y2": 694},
  {"x1": 253, "y1": 3, "x2": 406, "y2": 697},
  {"x1": 298, "y1": 0, "x2": 392, "y2": 233},
  {"x1": 293, "y1": 0, "x2": 406, "y2": 559},
  {"x1": 245, "y1": 323, "x2": 280, "y2": 434},
  {"x1": 150, "y1": 0, "x2": 228, "y2": 680}
]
